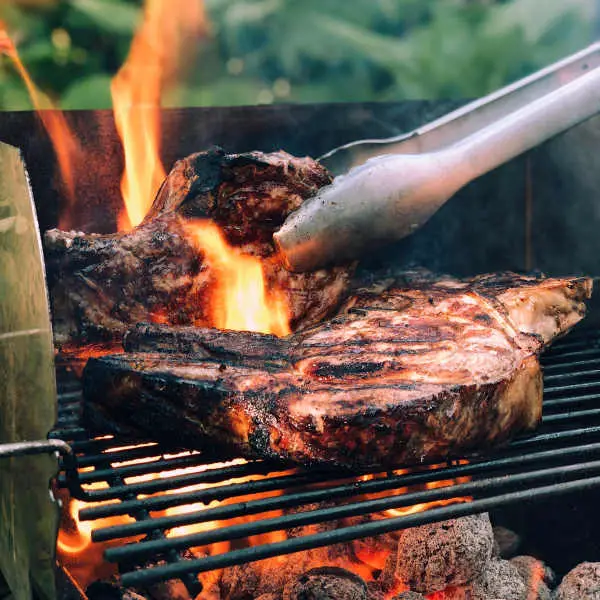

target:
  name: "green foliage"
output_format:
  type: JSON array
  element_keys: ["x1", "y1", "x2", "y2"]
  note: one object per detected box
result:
[{"x1": 0, "y1": 0, "x2": 596, "y2": 111}]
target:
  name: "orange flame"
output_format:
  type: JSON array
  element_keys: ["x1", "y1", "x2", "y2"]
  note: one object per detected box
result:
[
  {"x1": 0, "y1": 26, "x2": 80, "y2": 224},
  {"x1": 110, "y1": 0, "x2": 206, "y2": 230},
  {"x1": 56, "y1": 479, "x2": 138, "y2": 589},
  {"x1": 189, "y1": 220, "x2": 291, "y2": 336}
]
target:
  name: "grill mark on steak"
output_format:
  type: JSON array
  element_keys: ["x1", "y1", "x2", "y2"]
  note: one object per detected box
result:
[{"x1": 83, "y1": 271, "x2": 592, "y2": 468}]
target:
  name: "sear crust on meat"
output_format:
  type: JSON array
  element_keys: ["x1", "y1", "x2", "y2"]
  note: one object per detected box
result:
[
  {"x1": 44, "y1": 148, "x2": 353, "y2": 346},
  {"x1": 82, "y1": 271, "x2": 592, "y2": 468}
]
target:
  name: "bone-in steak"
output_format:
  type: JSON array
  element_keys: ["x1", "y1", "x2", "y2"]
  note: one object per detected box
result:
[
  {"x1": 82, "y1": 271, "x2": 592, "y2": 468},
  {"x1": 44, "y1": 149, "x2": 352, "y2": 345}
]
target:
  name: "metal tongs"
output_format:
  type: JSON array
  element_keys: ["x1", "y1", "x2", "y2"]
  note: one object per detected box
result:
[{"x1": 274, "y1": 43, "x2": 600, "y2": 272}]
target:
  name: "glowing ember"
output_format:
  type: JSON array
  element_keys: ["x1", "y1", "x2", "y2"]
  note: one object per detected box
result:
[
  {"x1": 188, "y1": 220, "x2": 291, "y2": 336},
  {"x1": 0, "y1": 25, "x2": 80, "y2": 225},
  {"x1": 110, "y1": 0, "x2": 206, "y2": 230}
]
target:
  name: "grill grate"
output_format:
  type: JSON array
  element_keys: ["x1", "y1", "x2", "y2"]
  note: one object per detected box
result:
[{"x1": 53, "y1": 326, "x2": 600, "y2": 595}]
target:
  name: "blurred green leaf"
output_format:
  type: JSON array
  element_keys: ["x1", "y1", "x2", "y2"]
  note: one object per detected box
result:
[
  {"x1": 0, "y1": 0, "x2": 597, "y2": 111},
  {"x1": 67, "y1": 0, "x2": 140, "y2": 35},
  {"x1": 60, "y1": 73, "x2": 113, "y2": 109}
]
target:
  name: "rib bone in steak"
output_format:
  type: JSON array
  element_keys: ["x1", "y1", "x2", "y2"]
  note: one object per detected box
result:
[{"x1": 82, "y1": 270, "x2": 592, "y2": 468}]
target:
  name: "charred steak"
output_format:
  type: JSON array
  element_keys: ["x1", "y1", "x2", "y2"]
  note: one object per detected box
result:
[
  {"x1": 83, "y1": 271, "x2": 592, "y2": 468},
  {"x1": 44, "y1": 148, "x2": 352, "y2": 345}
]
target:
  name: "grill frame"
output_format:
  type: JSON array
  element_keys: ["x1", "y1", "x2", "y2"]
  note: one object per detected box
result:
[{"x1": 52, "y1": 326, "x2": 600, "y2": 595}]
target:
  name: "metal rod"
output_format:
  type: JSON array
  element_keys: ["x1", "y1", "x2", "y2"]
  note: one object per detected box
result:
[
  {"x1": 543, "y1": 393, "x2": 600, "y2": 409},
  {"x1": 542, "y1": 348, "x2": 600, "y2": 364},
  {"x1": 80, "y1": 423, "x2": 600, "y2": 520},
  {"x1": 105, "y1": 457, "x2": 600, "y2": 562},
  {"x1": 320, "y1": 41, "x2": 600, "y2": 173},
  {"x1": 57, "y1": 453, "x2": 214, "y2": 486},
  {"x1": 81, "y1": 464, "x2": 305, "y2": 503},
  {"x1": 120, "y1": 473, "x2": 600, "y2": 587},
  {"x1": 542, "y1": 408, "x2": 600, "y2": 423},
  {"x1": 81, "y1": 470, "x2": 336, "y2": 520},
  {"x1": 544, "y1": 369, "x2": 600, "y2": 382},
  {"x1": 92, "y1": 440, "x2": 600, "y2": 542},
  {"x1": 543, "y1": 357, "x2": 600, "y2": 372},
  {"x1": 502, "y1": 425, "x2": 600, "y2": 449},
  {"x1": 543, "y1": 381, "x2": 600, "y2": 397},
  {"x1": 0, "y1": 439, "x2": 72, "y2": 459}
]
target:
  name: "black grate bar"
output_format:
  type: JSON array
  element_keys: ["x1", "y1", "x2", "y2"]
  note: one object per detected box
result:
[
  {"x1": 543, "y1": 381, "x2": 600, "y2": 397},
  {"x1": 81, "y1": 409, "x2": 600, "y2": 519},
  {"x1": 120, "y1": 474, "x2": 600, "y2": 588},
  {"x1": 542, "y1": 393, "x2": 600, "y2": 409},
  {"x1": 71, "y1": 445, "x2": 163, "y2": 469},
  {"x1": 546, "y1": 340, "x2": 598, "y2": 352},
  {"x1": 500, "y1": 425, "x2": 600, "y2": 449},
  {"x1": 70, "y1": 450, "x2": 284, "y2": 479},
  {"x1": 95, "y1": 441, "x2": 600, "y2": 544},
  {"x1": 544, "y1": 369, "x2": 600, "y2": 382},
  {"x1": 541, "y1": 408, "x2": 600, "y2": 423},
  {"x1": 79, "y1": 465, "x2": 312, "y2": 503},
  {"x1": 56, "y1": 453, "x2": 211, "y2": 486},
  {"x1": 542, "y1": 348, "x2": 600, "y2": 364},
  {"x1": 104, "y1": 457, "x2": 600, "y2": 563},
  {"x1": 543, "y1": 357, "x2": 600, "y2": 372},
  {"x1": 544, "y1": 334, "x2": 600, "y2": 348},
  {"x1": 81, "y1": 471, "x2": 335, "y2": 520},
  {"x1": 57, "y1": 405, "x2": 81, "y2": 417},
  {"x1": 84, "y1": 433, "x2": 600, "y2": 524}
]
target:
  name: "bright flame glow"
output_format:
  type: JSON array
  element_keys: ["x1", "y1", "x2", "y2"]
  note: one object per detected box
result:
[
  {"x1": 56, "y1": 443, "x2": 473, "y2": 595},
  {"x1": 56, "y1": 481, "x2": 136, "y2": 557},
  {"x1": 0, "y1": 26, "x2": 80, "y2": 224},
  {"x1": 189, "y1": 220, "x2": 291, "y2": 336},
  {"x1": 110, "y1": 0, "x2": 206, "y2": 230}
]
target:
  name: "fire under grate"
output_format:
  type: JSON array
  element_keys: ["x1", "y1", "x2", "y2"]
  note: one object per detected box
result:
[{"x1": 52, "y1": 325, "x2": 600, "y2": 596}]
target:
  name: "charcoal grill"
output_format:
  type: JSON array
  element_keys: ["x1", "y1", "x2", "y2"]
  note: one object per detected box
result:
[
  {"x1": 43, "y1": 324, "x2": 600, "y2": 597},
  {"x1": 3, "y1": 100, "x2": 600, "y2": 598}
]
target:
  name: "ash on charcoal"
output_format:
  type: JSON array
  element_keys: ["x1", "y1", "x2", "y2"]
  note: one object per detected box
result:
[
  {"x1": 395, "y1": 513, "x2": 494, "y2": 593},
  {"x1": 392, "y1": 593, "x2": 426, "y2": 600},
  {"x1": 282, "y1": 566, "x2": 367, "y2": 600},
  {"x1": 554, "y1": 562, "x2": 600, "y2": 600},
  {"x1": 510, "y1": 555, "x2": 554, "y2": 599},
  {"x1": 255, "y1": 595, "x2": 281, "y2": 600},
  {"x1": 218, "y1": 563, "x2": 260, "y2": 600},
  {"x1": 432, "y1": 558, "x2": 528, "y2": 600},
  {"x1": 255, "y1": 549, "x2": 349, "y2": 596},
  {"x1": 378, "y1": 553, "x2": 401, "y2": 593},
  {"x1": 492, "y1": 525, "x2": 521, "y2": 558},
  {"x1": 470, "y1": 558, "x2": 527, "y2": 600},
  {"x1": 366, "y1": 580, "x2": 386, "y2": 600},
  {"x1": 218, "y1": 539, "x2": 357, "y2": 599}
]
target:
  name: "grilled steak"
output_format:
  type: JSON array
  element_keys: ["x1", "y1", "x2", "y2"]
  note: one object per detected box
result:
[
  {"x1": 44, "y1": 148, "x2": 352, "y2": 345},
  {"x1": 83, "y1": 271, "x2": 592, "y2": 468}
]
